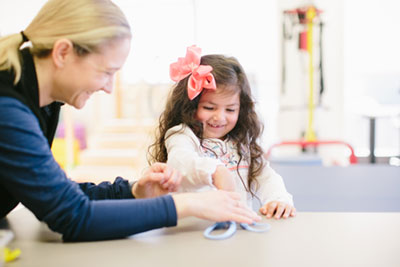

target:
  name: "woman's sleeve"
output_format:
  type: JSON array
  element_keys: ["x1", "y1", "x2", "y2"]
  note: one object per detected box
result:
[
  {"x1": 165, "y1": 126, "x2": 222, "y2": 190},
  {"x1": 255, "y1": 160, "x2": 294, "y2": 206},
  {"x1": 78, "y1": 177, "x2": 134, "y2": 200},
  {"x1": 0, "y1": 97, "x2": 177, "y2": 241}
]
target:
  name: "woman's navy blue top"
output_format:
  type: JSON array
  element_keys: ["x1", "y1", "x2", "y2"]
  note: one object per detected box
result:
[{"x1": 0, "y1": 49, "x2": 177, "y2": 241}]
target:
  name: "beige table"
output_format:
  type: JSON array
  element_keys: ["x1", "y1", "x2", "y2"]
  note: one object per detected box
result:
[{"x1": 3, "y1": 207, "x2": 400, "y2": 267}]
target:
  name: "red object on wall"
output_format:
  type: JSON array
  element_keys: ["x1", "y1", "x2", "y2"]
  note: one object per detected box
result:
[
  {"x1": 265, "y1": 140, "x2": 358, "y2": 164},
  {"x1": 284, "y1": 6, "x2": 323, "y2": 24},
  {"x1": 299, "y1": 31, "x2": 308, "y2": 51}
]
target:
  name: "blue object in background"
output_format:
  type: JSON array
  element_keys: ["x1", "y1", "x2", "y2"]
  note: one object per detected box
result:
[{"x1": 273, "y1": 164, "x2": 400, "y2": 212}]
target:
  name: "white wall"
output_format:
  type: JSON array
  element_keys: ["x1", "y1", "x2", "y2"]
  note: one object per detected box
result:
[
  {"x1": 343, "y1": 0, "x2": 400, "y2": 157},
  {"x1": 2, "y1": 0, "x2": 398, "y2": 160},
  {"x1": 0, "y1": 1, "x2": 46, "y2": 35},
  {"x1": 113, "y1": 0, "x2": 282, "y2": 147},
  {"x1": 276, "y1": 0, "x2": 345, "y2": 144}
]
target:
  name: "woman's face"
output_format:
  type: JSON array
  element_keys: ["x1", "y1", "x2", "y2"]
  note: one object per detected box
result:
[
  {"x1": 54, "y1": 37, "x2": 131, "y2": 109},
  {"x1": 195, "y1": 88, "x2": 240, "y2": 140}
]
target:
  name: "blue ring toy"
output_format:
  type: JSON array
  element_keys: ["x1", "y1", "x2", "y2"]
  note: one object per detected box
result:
[
  {"x1": 239, "y1": 222, "x2": 271, "y2": 232},
  {"x1": 203, "y1": 221, "x2": 271, "y2": 240},
  {"x1": 203, "y1": 221, "x2": 237, "y2": 240}
]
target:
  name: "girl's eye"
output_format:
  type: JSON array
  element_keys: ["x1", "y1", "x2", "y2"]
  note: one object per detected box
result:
[
  {"x1": 226, "y1": 109, "x2": 236, "y2": 112},
  {"x1": 203, "y1": 106, "x2": 213, "y2": 110}
]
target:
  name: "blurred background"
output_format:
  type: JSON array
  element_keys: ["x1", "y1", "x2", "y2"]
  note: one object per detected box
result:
[{"x1": 1, "y1": 0, "x2": 399, "y2": 183}]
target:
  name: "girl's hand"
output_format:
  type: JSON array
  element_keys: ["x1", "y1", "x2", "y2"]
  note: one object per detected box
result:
[
  {"x1": 212, "y1": 165, "x2": 236, "y2": 192},
  {"x1": 259, "y1": 201, "x2": 296, "y2": 219},
  {"x1": 132, "y1": 163, "x2": 182, "y2": 199},
  {"x1": 172, "y1": 190, "x2": 261, "y2": 224}
]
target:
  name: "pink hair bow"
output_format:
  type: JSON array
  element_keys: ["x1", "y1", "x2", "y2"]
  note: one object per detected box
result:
[{"x1": 170, "y1": 45, "x2": 216, "y2": 100}]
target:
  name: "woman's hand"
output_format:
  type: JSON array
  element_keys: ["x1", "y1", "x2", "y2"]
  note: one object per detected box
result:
[
  {"x1": 172, "y1": 190, "x2": 261, "y2": 224},
  {"x1": 259, "y1": 201, "x2": 296, "y2": 219},
  {"x1": 132, "y1": 163, "x2": 182, "y2": 199}
]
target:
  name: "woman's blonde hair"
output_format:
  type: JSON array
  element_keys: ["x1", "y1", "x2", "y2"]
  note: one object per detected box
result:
[{"x1": 0, "y1": 0, "x2": 131, "y2": 84}]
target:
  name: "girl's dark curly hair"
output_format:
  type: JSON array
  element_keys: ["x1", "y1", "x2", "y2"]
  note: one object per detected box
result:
[{"x1": 148, "y1": 54, "x2": 265, "y2": 193}]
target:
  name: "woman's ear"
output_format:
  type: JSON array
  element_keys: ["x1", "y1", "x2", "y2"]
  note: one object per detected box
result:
[{"x1": 51, "y1": 39, "x2": 74, "y2": 68}]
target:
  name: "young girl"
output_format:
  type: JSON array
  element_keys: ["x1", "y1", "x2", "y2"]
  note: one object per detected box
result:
[{"x1": 150, "y1": 46, "x2": 296, "y2": 219}]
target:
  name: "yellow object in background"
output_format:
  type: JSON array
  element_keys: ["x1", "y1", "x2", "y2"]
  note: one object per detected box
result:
[
  {"x1": 51, "y1": 138, "x2": 80, "y2": 169},
  {"x1": 305, "y1": 6, "x2": 317, "y2": 142},
  {"x1": 4, "y1": 247, "x2": 21, "y2": 263}
]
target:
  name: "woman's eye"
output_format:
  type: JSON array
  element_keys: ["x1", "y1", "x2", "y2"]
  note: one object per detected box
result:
[{"x1": 103, "y1": 70, "x2": 114, "y2": 76}]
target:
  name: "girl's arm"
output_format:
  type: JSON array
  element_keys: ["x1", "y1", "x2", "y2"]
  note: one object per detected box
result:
[
  {"x1": 255, "y1": 161, "x2": 296, "y2": 219},
  {"x1": 165, "y1": 125, "x2": 226, "y2": 190},
  {"x1": 212, "y1": 165, "x2": 236, "y2": 191}
]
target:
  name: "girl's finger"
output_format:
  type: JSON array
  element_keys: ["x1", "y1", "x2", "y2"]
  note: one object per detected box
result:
[
  {"x1": 266, "y1": 202, "x2": 277, "y2": 219},
  {"x1": 290, "y1": 207, "x2": 297, "y2": 217},
  {"x1": 259, "y1": 206, "x2": 267, "y2": 215},
  {"x1": 274, "y1": 203, "x2": 286, "y2": 219},
  {"x1": 282, "y1": 205, "x2": 292, "y2": 219}
]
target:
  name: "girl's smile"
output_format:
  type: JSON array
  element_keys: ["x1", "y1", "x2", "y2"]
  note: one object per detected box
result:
[{"x1": 195, "y1": 88, "x2": 240, "y2": 140}]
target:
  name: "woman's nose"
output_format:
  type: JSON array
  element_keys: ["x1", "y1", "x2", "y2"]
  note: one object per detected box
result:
[{"x1": 102, "y1": 76, "x2": 114, "y2": 94}]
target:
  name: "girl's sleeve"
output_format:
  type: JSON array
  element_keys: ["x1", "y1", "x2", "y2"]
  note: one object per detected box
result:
[
  {"x1": 0, "y1": 97, "x2": 177, "y2": 241},
  {"x1": 254, "y1": 160, "x2": 294, "y2": 206},
  {"x1": 165, "y1": 126, "x2": 222, "y2": 190}
]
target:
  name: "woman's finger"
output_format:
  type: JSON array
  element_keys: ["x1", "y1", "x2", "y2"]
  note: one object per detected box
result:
[
  {"x1": 149, "y1": 162, "x2": 168, "y2": 173},
  {"x1": 224, "y1": 191, "x2": 242, "y2": 201},
  {"x1": 230, "y1": 206, "x2": 261, "y2": 223},
  {"x1": 139, "y1": 171, "x2": 165, "y2": 185}
]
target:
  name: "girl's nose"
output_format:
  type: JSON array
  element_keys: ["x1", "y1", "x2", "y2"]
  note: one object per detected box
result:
[{"x1": 213, "y1": 110, "x2": 223, "y2": 121}]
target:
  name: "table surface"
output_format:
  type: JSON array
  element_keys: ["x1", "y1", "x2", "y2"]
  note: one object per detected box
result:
[{"x1": 3, "y1": 207, "x2": 400, "y2": 267}]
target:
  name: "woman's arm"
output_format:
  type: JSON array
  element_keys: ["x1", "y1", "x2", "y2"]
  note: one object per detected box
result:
[
  {"x1": 78, "y1": 177, "x2": 134, "y2": 200},
  {"x1": 0, "y1": 98, "x2": 177, "y2": 241},
  {"x1": 172, "y1": 190, "x2": 260, "y2": 223},
  {"x1": 0, "y1": 99, "x2": 259, "y2": 241}
]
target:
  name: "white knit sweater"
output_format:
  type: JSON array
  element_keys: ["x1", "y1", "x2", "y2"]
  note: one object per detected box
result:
[{"x1": 165, "y1": 124, "x2": 293, "y2": 209}]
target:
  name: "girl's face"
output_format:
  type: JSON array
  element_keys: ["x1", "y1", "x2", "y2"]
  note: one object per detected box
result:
[
  {"x1": 195, "y1": 88, "x2": 240, "y2": 140},
  {"x1": 53, "y1": 37, "x2": 131, "y2": 109}
]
